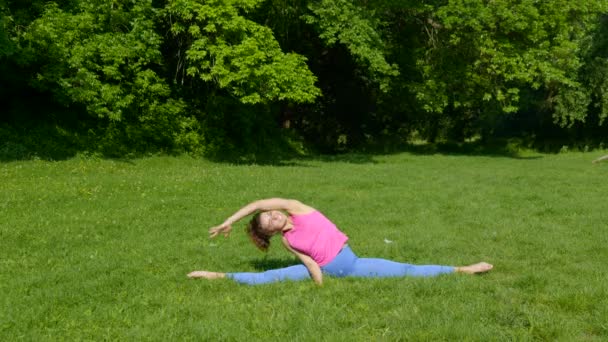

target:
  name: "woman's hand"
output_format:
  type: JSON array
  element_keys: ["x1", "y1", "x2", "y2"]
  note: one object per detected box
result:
[{"x1": 209, "y1": 223, "x2": 232, "y2": 238}]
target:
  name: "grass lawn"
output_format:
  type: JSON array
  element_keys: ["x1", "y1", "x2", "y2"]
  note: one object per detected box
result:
[{"x1": 1, "y1": 150, "x2": 607, "y2": 340}]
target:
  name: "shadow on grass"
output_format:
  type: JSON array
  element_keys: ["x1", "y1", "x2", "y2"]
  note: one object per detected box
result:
[
  {"x1": 1, "y1": 123, "x2": 85, "y2": 162},
  {"x1": 0, "y1": 123, "x2": 177, "y2": 163},
  {"x1": 249, "y1": 257, "x2": 301, "y2": 271},
  {"x1": 0, "y1": 138, "x2": 80, "y2": 163},
  {"x1": 1, "y1": 137, "x2": 544, "y2": 165},
  {"x1": 6, "y1": 121, "x2": 593, "y2": 165},
  {"x1": 202, "y1": 139, "x2": 547, "y2": 166},
  {"x1": 389, "y1": 140, "x2": 544, "y2": 160}
]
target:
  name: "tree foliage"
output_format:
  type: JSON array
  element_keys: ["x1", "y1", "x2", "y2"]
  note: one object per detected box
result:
[
  {"x1": 0, "y1": 0, "x2": 607, "y2": 158},
  {"x1": 303, "y1": 0, "x2": 399, "y2": 92},
  {"x1": 25, "y1": 1, "x2": 165, "y2": 120},
  {"x1": 415, "y1": 0, "x2": 605, "y2": 126},
  {"x1": 164, "y1": 0, "x2": 320, "y2": 104},
  {"x1": 583, "y1": 14, "x2": 608, "y2": 125},
  {"x1": 18, "y1": 0, "x2": 198, "y2": 152},
  {"x1": 0, "y1": 0, "x2": 13, "y2": 58}
]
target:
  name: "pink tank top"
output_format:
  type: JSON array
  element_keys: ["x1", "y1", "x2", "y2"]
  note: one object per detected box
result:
[{"x1": 283, "y1": 211, "x2": 349, "y2": 266}]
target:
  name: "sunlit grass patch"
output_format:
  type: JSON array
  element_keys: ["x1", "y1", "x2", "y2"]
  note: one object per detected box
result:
[{"x1": 1, "y1": 151, "x2": 607, "y2": 339}]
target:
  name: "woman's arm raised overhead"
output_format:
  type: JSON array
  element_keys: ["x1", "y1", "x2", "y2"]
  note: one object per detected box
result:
[
  {"x1": 250, "y1": 198, "x2": 314, "y2": 214},
  {"x1": 209, "y1": 198, "x2": 315, "y2": 238}
]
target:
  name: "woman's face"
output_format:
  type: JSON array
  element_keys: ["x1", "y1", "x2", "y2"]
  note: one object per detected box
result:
[{"x1": 259, "y1": 210, "x2": 287, "y2": 234}]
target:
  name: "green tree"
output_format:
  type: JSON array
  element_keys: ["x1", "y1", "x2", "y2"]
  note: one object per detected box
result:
[
  {"x1": 21, "y1": 0, "x2": 197, "y2": 153},
  {"x1": 159, "y1": 0, "x2": 325, "y2": 158},
  {"x1": 4, "y1": 0, "x2": 606, "y2": 156},
  {"x1": 255, "y1": 0, "x2": 401, "y2": 150},
  {"x1": 163, "y1": 0, "x2": 321, "y2": 105},
  {"x1": 583, "y1": 14, "x2": 608, "y2": 125},
  {"x1": 0, "y1": 0, "x2": 13, "y2": 58},
  {"x1": 412, "y1": 0, "x2": 607, "y2": 140},
  {"x1": 303, "y1": 0, "x2": 399, "y2": 92}
]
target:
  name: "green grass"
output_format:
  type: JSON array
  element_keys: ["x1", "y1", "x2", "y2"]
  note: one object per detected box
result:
[{"x1": 1, "y1": 151, "x2": 607, "y2": 340}]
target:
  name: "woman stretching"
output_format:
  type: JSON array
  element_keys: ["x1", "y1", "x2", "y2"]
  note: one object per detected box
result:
[{"x1": 188, "y1": 198, "x2": 493, "y2": 285}]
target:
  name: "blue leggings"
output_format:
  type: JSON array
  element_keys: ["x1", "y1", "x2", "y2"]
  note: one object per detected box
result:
[{"x1": 227, "y1": 245, "x2": 455, "y2": 285}]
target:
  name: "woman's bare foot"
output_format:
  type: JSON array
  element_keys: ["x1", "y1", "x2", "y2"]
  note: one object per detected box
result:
[
  {"x1": 187, "y1": 270, "x2": 226, "y2": 279},
  {"x1": 456, "y1": 262, "x2": 493, "y2": 274}
]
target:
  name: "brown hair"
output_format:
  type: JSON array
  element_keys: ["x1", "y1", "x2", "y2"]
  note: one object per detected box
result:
[{"x1": 246, "y1": 212, "x2": 271, "y2": 252}]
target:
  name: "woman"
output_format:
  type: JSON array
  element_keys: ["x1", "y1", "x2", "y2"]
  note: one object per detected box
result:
[{"x1": 188, "y1": 198, "x2": 493, "y2": 285}]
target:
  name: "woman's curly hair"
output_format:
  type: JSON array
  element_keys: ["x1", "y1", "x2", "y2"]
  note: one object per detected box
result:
[{"x1": 246, "y1": 212, "x2": 271, "y2": 252}]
